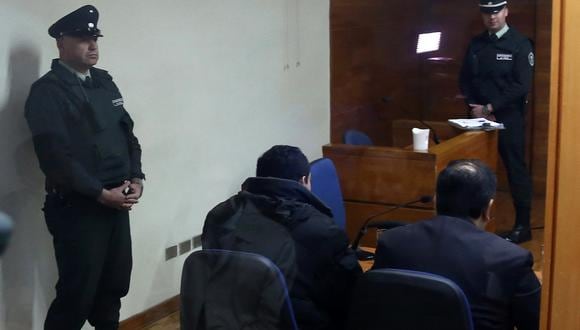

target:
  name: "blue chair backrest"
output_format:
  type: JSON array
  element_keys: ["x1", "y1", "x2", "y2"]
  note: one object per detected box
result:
[
  {"x1": 310, "y1": 158, "x2": 346, "y2": 229},
  {"x1": 181, "y1": 249, "x2": 299, "y2": 330},
  {"x1": 343, "y1": 129, "x2": 373, "y2": 146},
  {"x1": 348, "y1": 268, "x2": 474, "y2": 330}
]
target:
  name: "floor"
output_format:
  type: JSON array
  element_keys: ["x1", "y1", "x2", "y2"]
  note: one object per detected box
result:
[
  {"x1": 144, "y1": 312, "x2": 179, "y2": 330},
  {"x1": 141, "y1": 192, "x2": 546, "y2": 330},
  {"x1": 495, "y1": 192, "x2": 545, "y2": 274}
]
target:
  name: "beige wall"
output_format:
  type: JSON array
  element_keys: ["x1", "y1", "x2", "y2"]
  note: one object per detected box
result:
[{"x1": 0, "y1": 1, "x2": 330, "y2": 329}]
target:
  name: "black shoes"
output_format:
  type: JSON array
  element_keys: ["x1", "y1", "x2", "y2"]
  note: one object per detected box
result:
[{"x1": 501, "y1": 225, "x2": 532, "y2": 244}]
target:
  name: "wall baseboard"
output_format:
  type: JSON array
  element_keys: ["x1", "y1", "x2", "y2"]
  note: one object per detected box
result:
[{"x1": 119, "y1": 295, "x2": 180, "y2": 330}]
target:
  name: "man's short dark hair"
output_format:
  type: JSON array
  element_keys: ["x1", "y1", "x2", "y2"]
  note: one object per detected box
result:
[
  {"x1": 256, "y1": 145, "x2": 310, "y2": 182},
  {"x1": 436, "y1": 159, "x2": 496, "y2": 219}
]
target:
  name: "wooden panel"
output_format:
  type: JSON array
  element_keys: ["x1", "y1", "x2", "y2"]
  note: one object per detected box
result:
[
  {"x1": 345, "y1": 201, "x2": 435, "y2": 247},
  {"x1": 530, "y1": 0, "x2": 553, "y2": 195},
  {"x1": 323, "y1": 131, "x2": 497, "y2": 204},
  {"x1": 541, "y1": 0, "x2": 580, "y2": 328},
  {"x1": 323, "y1": 144, "x2": 437, "y2": 205},
  {"x1": 325, "y1": 131, "x2": 499, "y2": 249},
  {"x1": 432, "y1": 131, "x2": 498, "y2": 174},
  {"x1": 330, "y1": 0, "x2": 546, "y2": 194}
]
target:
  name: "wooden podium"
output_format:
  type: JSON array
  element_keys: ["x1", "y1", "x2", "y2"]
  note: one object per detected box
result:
[{"x1": 322, "y1": 130, "x2": 498, "y2": 246}]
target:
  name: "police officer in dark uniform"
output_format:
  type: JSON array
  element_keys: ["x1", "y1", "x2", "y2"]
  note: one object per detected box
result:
[
  {"x1": 24, "y1": 5, "x2": 145, "y2": 330},
  {"x1": 459, "y1": 0, "x2": 534, "y2": 244}
]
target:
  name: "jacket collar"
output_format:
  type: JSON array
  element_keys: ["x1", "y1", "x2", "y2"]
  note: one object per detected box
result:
[
  {"x1": 241, "y1": 177, "x2": 333, "y2": 217},
  {"x1": 51, "y1": 59, "x2": 83, "y2": 86},
  {"x1": 432, "y1": 214, "x2": 478, "y2": 227},
  {"x1": 50, "y1": 58, "x2": 109, "y2": 87},
  {"x1": 493, "y1": 24, "x2": 509, "y2": 39},
  {"x1": 58, "y1": 60, "x2": 91, "y2": 81},
  {"x1": 479, "y1": 26, "x2": 515, "y2": 42}
]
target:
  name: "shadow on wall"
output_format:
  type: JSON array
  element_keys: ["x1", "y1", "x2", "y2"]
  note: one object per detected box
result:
[{"x1": 0, "y1": 44, "x2": 56, "y2": 330}]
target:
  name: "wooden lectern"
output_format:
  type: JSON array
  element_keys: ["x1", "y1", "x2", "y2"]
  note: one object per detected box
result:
[{"x1": 322, "y1": 129, "x2": 498, "y2": 247}]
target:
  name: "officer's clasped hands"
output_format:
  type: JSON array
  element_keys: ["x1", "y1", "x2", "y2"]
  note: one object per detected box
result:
[{"x1": 97, "y1": 181, "x2": 138, "y2": 210}]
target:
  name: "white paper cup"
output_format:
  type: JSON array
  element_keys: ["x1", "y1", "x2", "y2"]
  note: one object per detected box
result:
[{"x1": 412, "y1": 128, "x2": 430, "y2": 151}]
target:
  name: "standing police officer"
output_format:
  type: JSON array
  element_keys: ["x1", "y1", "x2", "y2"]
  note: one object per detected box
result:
[
  {"x1": 25, "y1": 5, "x2": 145, "y2": 329},
  {"x1": 459, "y1": 0, "x2": 534, "y2": 244}
]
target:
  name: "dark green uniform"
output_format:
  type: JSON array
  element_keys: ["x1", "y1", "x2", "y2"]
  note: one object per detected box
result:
[
  {"x1": 25, "y1": 59, "x2": 144, "y2": 330},
  {"x1": 459, "y1": 28, "x2": 534, "y2": 233}
]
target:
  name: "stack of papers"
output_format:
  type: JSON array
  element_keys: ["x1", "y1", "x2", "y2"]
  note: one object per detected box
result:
[{"x1": 448, "y1": 118, "x2": 505, "y2": 130}]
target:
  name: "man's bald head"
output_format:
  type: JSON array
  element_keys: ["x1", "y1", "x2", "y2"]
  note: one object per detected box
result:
[{"x1": 436, "y1": 159, "x2": 497, "y2": 220}]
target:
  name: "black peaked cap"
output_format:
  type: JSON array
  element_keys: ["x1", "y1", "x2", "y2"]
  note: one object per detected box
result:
[{"x1": 48, "y1": 5, "x2": 103, "y2": 38}]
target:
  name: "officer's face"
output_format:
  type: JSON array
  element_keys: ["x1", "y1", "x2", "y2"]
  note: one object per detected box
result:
[
  {"x1": 58, "y1": 36, "x2": 99, "y2": 72},
  {"x1": 481, "y1": 7, "x2": 509, "y2": 33}
]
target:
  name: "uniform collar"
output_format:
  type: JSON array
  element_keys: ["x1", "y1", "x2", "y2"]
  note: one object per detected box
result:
[
  {"x1": 58, "y1": 60, "x2": 92, "y2": 81},
  {"x1": 50, "y1": 59, "x2": 83, "y2": 85},
  {"x1": 490, "y1": 24, "x2": 509, "y2": 40}
]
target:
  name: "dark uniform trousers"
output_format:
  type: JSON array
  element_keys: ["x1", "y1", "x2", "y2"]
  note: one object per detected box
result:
[
  {"x1": 498, "y1": 111, "x2": 533, "y2": 227},
  {"x1": 43, "y1": 193, "x2": 132, "y2": 330}
]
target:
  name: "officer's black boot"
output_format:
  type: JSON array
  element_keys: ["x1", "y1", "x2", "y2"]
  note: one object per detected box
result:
[
  {"x1": 503, "y1": 225, "x2": 532, "y2": 244},
  {"x1": 502, "y1": 207, "x2": 532, "y2": 244}
]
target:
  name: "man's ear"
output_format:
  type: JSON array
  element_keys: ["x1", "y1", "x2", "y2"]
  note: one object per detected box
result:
[
  {"x1": 483, "y1": 198, "x2": 495, "y2": 223},
  {"x1": 433, "y1": 194, "x2": 437, "y2": 212},
  {"x1": 299, "y1": 174, "x2": 312, "y2": 191},
  {"x1": 56, "y1": 38, "x2": 64, "y2": 51}
]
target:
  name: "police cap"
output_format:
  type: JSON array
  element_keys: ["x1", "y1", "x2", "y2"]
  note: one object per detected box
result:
[
  {"x1": 479, "y1": 0, "x2": 508, "y2": 14},
  {"x1": 48, "y1": 5, "x2": 103, "y2": 39}
]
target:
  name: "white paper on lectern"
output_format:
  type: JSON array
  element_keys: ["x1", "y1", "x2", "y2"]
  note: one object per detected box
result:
[{"x1": 448, "y1": 118, "x2": 505, "y2": 130}]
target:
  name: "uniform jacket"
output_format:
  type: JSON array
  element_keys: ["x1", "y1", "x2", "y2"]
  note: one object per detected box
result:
[
  {"x1": 202, "y1": 177, "x2": 362, "y2": 330},
  {"x1": 25, "y1": 59, "x2": 144, "y2": 198},
  {"x1": 373, "y1": 215, "x2": 541, "y2": 330},
  {"x1": 459, "y1": 28, "x2": 534, "y2": 123}
]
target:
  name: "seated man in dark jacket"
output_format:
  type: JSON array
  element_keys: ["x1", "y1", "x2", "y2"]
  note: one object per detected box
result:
[
  {"x1": 202, "y1": 145, "x2": 362, "y2": 330},
  {"x1": 373, "y1": 159, "x2": 540, "y2": 330}
]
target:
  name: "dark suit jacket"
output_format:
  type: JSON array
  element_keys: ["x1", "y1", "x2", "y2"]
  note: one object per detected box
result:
[{"x1": 373, "y1": 215, "x2": 540, "y2": 330}]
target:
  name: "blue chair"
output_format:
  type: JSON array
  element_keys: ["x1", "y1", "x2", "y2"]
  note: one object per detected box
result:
[
  {"x1": 347, "y1": 268, "x2": 474, "y2": 330},
  {"x1": 310, "y1": 158, "x2": 346, "y2": 229},
  {"x1": 343, "y1": 129, "x2": 373, "y2": 146},
  {"x1": 181, "y1": 249, "x2": 298, "y2": 330}
]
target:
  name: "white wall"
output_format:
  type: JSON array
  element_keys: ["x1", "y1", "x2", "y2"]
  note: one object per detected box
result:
[{"x1": 0, "y1": 1, "x2": 330, "y2": 329}]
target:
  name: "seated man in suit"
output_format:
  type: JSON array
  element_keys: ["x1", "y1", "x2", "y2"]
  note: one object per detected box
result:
[
  {"x1": 373, "y1": 159, "x2": 540, "y2": 330},
  {"x1": 202, "y1": 145, "x2": 361, "y2": 330}
]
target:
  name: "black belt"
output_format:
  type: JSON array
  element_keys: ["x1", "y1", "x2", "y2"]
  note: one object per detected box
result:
[
  {"x1": 46, "y1": 181, "x2": 127, "y2": 198},
  {"x1": 103, "y1": 181, "x2": 128, "y2": 190}
]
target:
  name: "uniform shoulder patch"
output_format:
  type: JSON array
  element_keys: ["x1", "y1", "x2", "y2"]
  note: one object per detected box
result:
[{"x1": 528, "y1": 52, "x2": 535, "y2": 67}]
